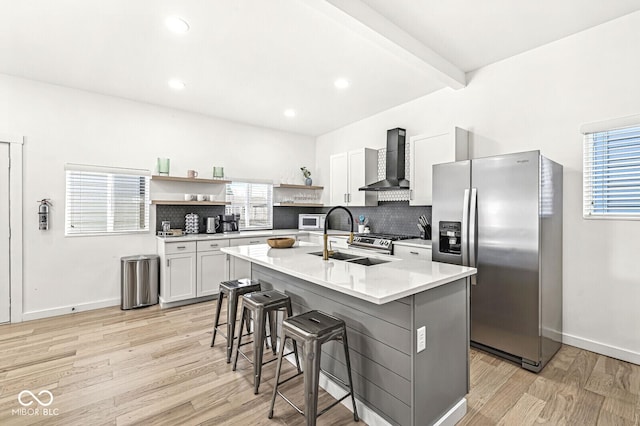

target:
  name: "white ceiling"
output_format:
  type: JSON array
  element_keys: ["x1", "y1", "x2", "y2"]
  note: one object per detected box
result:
[{"x1": 1, "y1": 0, "x2": 639, "y2": 136}]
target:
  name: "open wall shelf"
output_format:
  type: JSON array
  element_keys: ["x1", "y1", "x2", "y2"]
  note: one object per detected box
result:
[
  {"x1": 274, "y1": 183, "x2": 324, "y2": 190},
  {"x1": 152, "y1": 200, "x2": 230, "y2": 206},
  {"x1": 273, "y1": 202, "x2": 324, "y2": 207},
  {"x1": 152, "y1": 175, "x2": 231, "y2": 184}
]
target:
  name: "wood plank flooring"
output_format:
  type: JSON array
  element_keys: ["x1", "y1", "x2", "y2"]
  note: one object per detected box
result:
[{"x1": 0, "y1": 301, "x2": 638, "y2": 425}]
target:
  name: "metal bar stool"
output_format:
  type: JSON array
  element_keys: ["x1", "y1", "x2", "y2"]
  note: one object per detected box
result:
[
  {"x1": 233, "y1": 290, "x2": 301, "y2": 394},
  {"x1": 269, "y1": 310, "x2": 359, "y2": 425},
  {"x1": 210, "y1": 278, "x2": 261, "y2": 363}
]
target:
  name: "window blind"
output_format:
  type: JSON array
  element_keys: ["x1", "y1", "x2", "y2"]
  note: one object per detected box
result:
[
  {"x1": 65, "y1": 164, "x2": 150, "y2": 235},
  {"x1": 583, "y1": 125, "x2": 640, "y2": 218},
  {"x1": 225, "y1": 181, "x2": 273, "y2": 230}
]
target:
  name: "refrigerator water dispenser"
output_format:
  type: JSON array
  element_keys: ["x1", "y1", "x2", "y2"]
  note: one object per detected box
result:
[{"x1": 439, "y1": 221, "x2": 461, "y2": 255}]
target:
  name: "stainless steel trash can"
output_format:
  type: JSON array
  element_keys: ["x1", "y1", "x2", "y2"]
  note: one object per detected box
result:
[{"x1": 121, "y1": 254, "x2": 159, "y2": 310}]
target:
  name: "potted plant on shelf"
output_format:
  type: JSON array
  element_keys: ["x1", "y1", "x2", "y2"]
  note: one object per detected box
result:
[{"x1": 301, "y1": 167, "x2": 312, "y2": 186}]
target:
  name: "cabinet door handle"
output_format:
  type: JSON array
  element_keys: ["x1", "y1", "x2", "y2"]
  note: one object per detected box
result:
[
  {"x1": 210, "y1": 243, "x2": 219, "y2": 247},
  {"x1": 177, "y1": 246, "x2": 186, "y2": 249},
  {"x1": 344, "y1": 193, "x2": 347, "y2": 203},
  {"x1": 249, "y1": 240, "x2": 261, "y2": 244},
  {"x1": 410, "y1": 189, "x2": 414, "y2": 200},
  {"x1": 410, "y1": 251, "x2": 419, "y2": 255},
  {"x1": 167, "y1": 259, "x2": 170, "y2": 267}
]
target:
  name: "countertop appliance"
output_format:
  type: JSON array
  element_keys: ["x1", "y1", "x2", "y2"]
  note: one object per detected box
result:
[
  {"x1": 298, "y1": 213, "x2": 326, "y2": 230},
  {"x1": 359, "y1": 128, "x2": 409, "y2": 191},
  {"x1": 349, "y1": 233, "x2": 413, "y2": 254},
  {"x1": 220, "y1": 214, "x2": 240, "y2": 232},
  {"x1": 205, "y1": 216, "x2": 219, "y2": 234},
  {"x1": 432, "y1": 150, "x2": 563, "y2": 373}
]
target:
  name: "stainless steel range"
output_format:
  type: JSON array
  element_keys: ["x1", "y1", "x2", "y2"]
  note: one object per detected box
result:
[{"x1": 349, "y1": 233, "x2": 413, "y2": 254}]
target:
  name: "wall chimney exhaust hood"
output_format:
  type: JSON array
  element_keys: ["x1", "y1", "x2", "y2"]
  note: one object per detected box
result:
[{"x1": 359, "y1": 128, "x2": 409, "y2": 191}]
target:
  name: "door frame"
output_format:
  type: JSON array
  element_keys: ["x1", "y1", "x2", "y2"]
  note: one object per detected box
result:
[{"x1": 0, "y1": 133, "x2": 24, "y2": 323}]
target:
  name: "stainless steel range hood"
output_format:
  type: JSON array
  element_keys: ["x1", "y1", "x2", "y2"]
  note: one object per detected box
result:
[{"x1": 359, "y1": 128, "x2": 409, "y2": 191}]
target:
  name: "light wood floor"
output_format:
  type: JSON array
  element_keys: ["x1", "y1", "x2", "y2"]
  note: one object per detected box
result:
[{"x1": 0, "y1": 301, "x2": 638, "y2": 426}]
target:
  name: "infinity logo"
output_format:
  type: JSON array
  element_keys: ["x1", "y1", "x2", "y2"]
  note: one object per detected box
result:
[{"x1": 17, "y1": 390, "x2": 54, "y2": 407}]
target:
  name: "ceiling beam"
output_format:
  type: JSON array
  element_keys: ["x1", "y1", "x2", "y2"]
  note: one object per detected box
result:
[{"x1": 300, "y1": 0, "x2": 466, "y2": 90}]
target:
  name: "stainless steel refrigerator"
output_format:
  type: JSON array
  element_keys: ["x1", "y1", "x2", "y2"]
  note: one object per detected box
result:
[{"x1": 432, "y1": 150, "x2": 562, "y2": 372}]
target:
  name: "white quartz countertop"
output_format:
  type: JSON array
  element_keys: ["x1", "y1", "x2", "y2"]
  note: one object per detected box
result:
[
  {"x1": 156, "y1": 229, "x2": 355, "y2": 243},
  {"x1": 221, "y1": 243, "x2": 476, "y2": 305},
  {"x1": 156, "y1": 229, "x2": 302, "y2": 242},
  {"x1": 393, "y1": 239, "x2": 433, "y2": 249}
]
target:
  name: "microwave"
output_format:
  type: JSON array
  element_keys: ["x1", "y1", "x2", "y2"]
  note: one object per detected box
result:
[{"x1": 298, "y1": 214, "x2": 326, "y2": 230}]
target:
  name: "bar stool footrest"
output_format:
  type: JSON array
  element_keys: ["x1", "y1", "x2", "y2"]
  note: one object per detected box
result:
[
  {"x1": 275, "y1": 384, "x2": 353, "y2": 419},
  {"x1": 276, "y1": 390, "x2": 304, "y2": 415}
]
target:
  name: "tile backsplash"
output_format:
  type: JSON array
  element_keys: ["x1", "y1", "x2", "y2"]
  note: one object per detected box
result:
[
  {"x1": 156, "y1": 205, "x2": 226, "y2": 231},
  {"x1": 157, "y1": 202, "x2": 431, "y2": 238},
  {"x1": 274, "y1": 202, "x2": 431, "y2": 238},
  {"x1": 320, "y1": 202, "x2": 431, "y2": 238}
]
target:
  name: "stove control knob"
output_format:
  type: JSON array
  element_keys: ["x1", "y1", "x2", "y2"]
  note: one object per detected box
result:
[{"x1": 384, "y1": 241, "x2": 390, "y2": 246}]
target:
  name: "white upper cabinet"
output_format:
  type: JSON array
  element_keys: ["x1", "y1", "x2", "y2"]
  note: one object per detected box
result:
[
  {"x1": 329, "y1": 148, "x2": 378, "y2": 206},
  {"x1": 409, "y1": 128, "x2": 469, "y2": 206},
  {"x1": 329, "y1": 152, "x2": 349, "y2": 205}
]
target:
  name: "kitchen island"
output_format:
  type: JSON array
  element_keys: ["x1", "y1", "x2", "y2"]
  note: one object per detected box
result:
[{"x1": 221, "y1": 243, "x2": 476, "y2": 426}]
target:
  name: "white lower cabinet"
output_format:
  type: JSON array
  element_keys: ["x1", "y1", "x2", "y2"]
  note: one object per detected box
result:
[
  {"x1": 393, "y1": 244, "x2": 432, "y2": 261},
  {"x1": 158, "y1": 239, "x2": 230, "y2": 305},
  {"x1": 304, "y1": 233, "x2": 323, "y2": 245},
  {"x1": 164, "y1": 253, "x2": 197, "y2": 301},
  {"x1": 159, "y1": 242, "x2": 197, "y2": 303},
  {"x1": 197, "y1": 240, "x2": 230, "y2": 297},
  {"x1": 328, "y1": 235, "x2": 349, "y2": 250}
]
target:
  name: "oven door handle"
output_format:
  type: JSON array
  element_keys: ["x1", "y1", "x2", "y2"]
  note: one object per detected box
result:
[{"x1": 346, "y1": 244, "x2": 391, "y2": 255}]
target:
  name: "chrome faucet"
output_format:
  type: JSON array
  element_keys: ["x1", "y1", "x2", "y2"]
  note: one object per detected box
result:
[{"x1": 323, "y1": 206, "x2": 355, "y2": 260}]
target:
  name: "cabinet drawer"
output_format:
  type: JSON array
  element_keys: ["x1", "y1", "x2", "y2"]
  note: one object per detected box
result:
[
  {"x1": 164, "y1": 241, "x2": 196, "y2": 255},
  {"x1": 230, "y1": 236, "x2": 269, "y2": 247},
  {"x1": 197, "y1": 239, "x2": 230, "y2": 252},
  {"x1": 393, "y1": 245, "x2": 431, "y2": 261}
]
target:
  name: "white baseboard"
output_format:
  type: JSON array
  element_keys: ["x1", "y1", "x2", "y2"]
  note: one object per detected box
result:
[
  {"x1": 433, "y1": 398, "x2": 467, "y2": 426},
  {"x1": 317, "y1": 370, "x2": 390, "y2": 426},
  {"x1": 22, "y1": 298, "x2": 120, "y2": 321},
  {"x1": 284, "y1": 353, "x2": 467, "y2": 426},
  {"x1": 563, "y1": 333, "x2": 640, "y2": 365},
  {"x1": 159, "y1": 295, "x2": 216, "y2": 309}
]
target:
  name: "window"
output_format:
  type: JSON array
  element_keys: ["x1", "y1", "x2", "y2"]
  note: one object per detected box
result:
[
  {"x1": 583, "y1": 124, "x2": 640, "y2": 218},
  {"x1": 225, "y1": 181, "x2": 273, "y2": 230},
  {"x1": 65, "y1": 164, "x2": 150, "y2": 235}
]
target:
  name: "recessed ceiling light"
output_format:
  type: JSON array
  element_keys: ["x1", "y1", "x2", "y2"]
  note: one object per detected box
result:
[
  {"x1": 334, "y1": 78, "x2": 350, "y2": 89},
  {"x1": 284, "y1": 109, "x2": 296, "y2": 118},
  {"x1": 165, "y1": 16, "x2": 190, "y2": 34},
  {"x1": 168, "y1": 79, "x2": 186, "y2": 90}
]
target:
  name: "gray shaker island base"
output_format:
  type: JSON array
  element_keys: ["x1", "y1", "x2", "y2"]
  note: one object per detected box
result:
[{"x1": 252, "y1": 264, "x2": 470, "y2": 426}]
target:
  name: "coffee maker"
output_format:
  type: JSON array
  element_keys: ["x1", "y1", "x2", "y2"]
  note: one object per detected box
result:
[{"x1": 219, "y1": 214, "x2": 240, "y2": 232}]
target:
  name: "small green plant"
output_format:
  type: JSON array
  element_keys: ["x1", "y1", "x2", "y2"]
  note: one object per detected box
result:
[{"x1": 300, "y1": 167, "x2": 311, "y2": 178}]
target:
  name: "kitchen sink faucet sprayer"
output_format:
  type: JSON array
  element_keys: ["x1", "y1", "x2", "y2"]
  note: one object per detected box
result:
[{"x1": 323, "y1": 206, "x2": 355, "y2": 260}]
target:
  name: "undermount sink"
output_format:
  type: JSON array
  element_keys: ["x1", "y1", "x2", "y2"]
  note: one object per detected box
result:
[
  {"x1": 346, "y1": 257, "x2": 390, "y2": 266},
  {"x1": 308, "y1": 251, "x2": 391, "y2": 266},
  {"x1": 308, "y1": 251, "x2": 362, "y2": 261}
]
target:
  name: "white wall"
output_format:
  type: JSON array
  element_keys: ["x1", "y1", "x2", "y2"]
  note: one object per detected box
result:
[
  {"x1": 0, "y1": 74, "x2": 314, "y2": 319},
  {"x1": 316, "y1": 12, "x2": 640, "y2": 363}
]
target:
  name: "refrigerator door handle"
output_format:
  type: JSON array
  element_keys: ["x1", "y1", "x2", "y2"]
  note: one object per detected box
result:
[
  {"x1": 469, "y1": 187, "x2": 478, "y2": 285},
  {"x1": 461, "y1": 188, "x2": 470, "y2": 267}
]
